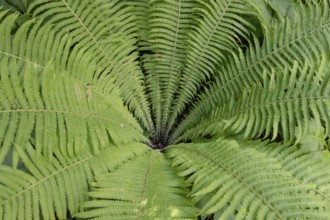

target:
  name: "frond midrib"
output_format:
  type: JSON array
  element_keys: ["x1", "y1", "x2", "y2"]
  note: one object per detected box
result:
[
  {"x1": 170, "y1": 16, "x2": 330, "y2": 142},
  {"x1": 61, "y1": 0, "x2": 114, "y2": 68},
  {"x1": 160, "y1": 0, "x2": 183, "y2": 130},
  {"x1": 230, "y1": 95, "x2": 330, "y2": 116},
  {"x1": 179, "y1": 145, "x2": 284, "y2": 219},
  {"x1": 0, "y1": 51, "x2": 44, "y2": 69},
  {"x1": 0, "y1": 108, "x2": 122, "y2": 125},
  {"x1": 186, "y1": 0, "x2": 233, "y2": 77},
  {"x1": 0, "y1": 154, "x2": 93, "y2": 206},
  {"x1": 164, "y1": 0, "x2": 237, "y2": 137},
  {"x1": 200, "y1": 19, "x2": 330, "y2": 108},
  {"x1": 136, "y1": 152, "x2": 154, "y2": 220}
]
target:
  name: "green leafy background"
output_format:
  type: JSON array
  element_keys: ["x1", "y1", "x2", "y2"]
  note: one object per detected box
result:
[{"x1": 1, "y1": 0, "x2": 330, "y2": 219}]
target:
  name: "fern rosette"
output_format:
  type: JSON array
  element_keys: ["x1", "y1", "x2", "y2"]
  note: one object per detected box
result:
[{"x1": 1, "y1": 0, "x2": 330, "y2": 219}]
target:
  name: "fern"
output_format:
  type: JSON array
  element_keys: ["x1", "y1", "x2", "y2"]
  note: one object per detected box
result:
[
  {"x1": 176, "y1": 60, "x2": 330, "y2": 143},
  {"x1": 27, "y1": 0, "x2": 154, "y2": 130},
  {"x1": 0, "y1": 59, "x2": 143, "y2": 162},
  {"x1": 76, "y1": 150, "x2": 197, "y2": 219},
  {"x1": 170, "y1": 1, "x2": 330, "y2": 143},
  {"x1": 164, "y1": 0, "x2": 256, "y2": 141},
  {"x1": 1, "y1": 0, "x2": 330, "y2": 219},
  {"x1": 168, "y1": 138, "x2": 330, "y2": 219},
  {"x1": 0, "y1": 143, "x2": 149, "y2": 219}
]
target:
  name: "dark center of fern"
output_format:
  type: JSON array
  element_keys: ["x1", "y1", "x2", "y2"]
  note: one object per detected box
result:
[{"x1": 148, "y1": 132, "x2": 167, "y2": 150}]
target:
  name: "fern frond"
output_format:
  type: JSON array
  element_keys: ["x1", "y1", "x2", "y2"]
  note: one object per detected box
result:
[
  {"x1": 168, "y1": 139, "x2": 330, "y2": 219},
  {"x1": 241, "y1": 139, "x2": 330, "y2": 204},
  {"x1": 0, "y1": 11, "x2": 72, "y2": 72},
  {"x1": 140, "y1": 0, "x2": 198, "y2": 142},
  {"x1": 0, "y1": 143, "x2": 149, "y2": 220},
  {"x1": 0, "y1": 11, "x2": 145, "y2": 134},
  {"x1": 165, "y1": 0, "x2": 255, "y2": 139},
  {"x1": 176, "y1": 60, "x2": 330, "y2": 143},
  {"x1": 27, "y1": 0, "x2": 153, "y2": 130},
  {"x1": 222, "y1": 62, "x2": 330, "y2": 142},
  {"x1": 76, "y1": 150, "x2": 198, "y2": 219},
  {"x1": 170, "y1": 2, "x2": 330, "y2": 143},
  {"x1": 0, "y1": 59, "x2": 144, "y2": 162},
  {"x1": 126, "y1": 0, "x2": 151, "y2": 48}
]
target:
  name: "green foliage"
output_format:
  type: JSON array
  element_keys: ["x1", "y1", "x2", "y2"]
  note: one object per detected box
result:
[
  {"x1": 76, "y1": 150, "x2": 197, "y2": 219},
  {"x1": 0, "y1": 144, "x2": 149, "y2": 219},
  {"x1": 169, "y1": 139, "x2": 330, "y2": 219},
  {"x1": 1, "y1": 0, "x2": 330, "y2": 219}
]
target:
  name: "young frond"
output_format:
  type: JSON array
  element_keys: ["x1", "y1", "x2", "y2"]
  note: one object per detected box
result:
[{"x1": 141, "y1": 0, "x2": 198, "y2": 142}]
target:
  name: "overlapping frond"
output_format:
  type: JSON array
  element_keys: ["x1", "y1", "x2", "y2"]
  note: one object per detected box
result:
[
  {"x1": 126, "y1": 0, "x2": 151, "y2": 48},
  {"x1": 140, "y1": 0, "x2": 198, "y2": 143},
  {"x1": 170, "y1": 2, "x2": 330, "y2": 143},
  {"x1": 168, "y1": 139, "x2": 330, "y2": 219},
  {"x1": 27, "y1": 0, "x2": 153, "y2": 130},
  {"x1": 0, "y1": 143, "x2": 149, "y2": 220},
  {"x1": 165, "y1": 0, "x2": 255, "y2": 139},
  {"x1": 241, "y1": 139, "x2": 330, "y2": 204},
  {"x1": 76, "y1": 150, "x2": 197, "y2": 219},
  {"x1": 0, "y1": 11, "x2": 145, "y2": 134},
  {"x1": 0, "y1": 58, "x2": 144, "y2": 162},
  {"x1": 222, "y1": 62, "x2": 330, "y2": 142},
  {"x1": 0, "y1": 11, "x2": 56, "y2": 70},
  {"x1": 175, "y1": 60, "x2": 330, "y2": 143},
  {"x1": 1, "y1": 0, "x2": 330, "y2": 219}
]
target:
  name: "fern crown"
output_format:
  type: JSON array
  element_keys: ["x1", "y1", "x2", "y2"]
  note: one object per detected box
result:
[{"x1": 1, "y1": 0, "x2": 330, "y2": 219}]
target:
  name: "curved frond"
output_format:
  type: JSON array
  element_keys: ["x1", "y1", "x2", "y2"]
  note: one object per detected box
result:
[
  {"x1": 222, "y1": 61, "x2": 330, "y2": 142},
  {"x1": 2, "y1": 1, "x2": 330, "y2": 219},
  {"x1": 176, "y1": 60, "x2": 330, "y2": 143},
  {"x1": 0, "y1": 11, "x2": 144, "y2": 134},
  {"x1": 0, "y1": 11, "x2": 72, "y2": 72},
  {"x1": 76, "y1": 150, "x2": 197, "y2": 219},
  {"x1": 165, "y1": 0, "x2": 255, "y2": 139},
  {"x1": 171, "y1": 2, "x2": 330, "y2": 143},
  {"x1": 27, "y1": 0, "x2": 153, "y2": 130},
  {"x1": 242, "y1": 139, "x2": 330, "y2": 204},
  {"x1": 0, "y1": 59, "x2": 144, "y2": 162},
  {"x1": 0, "y1": 143, "x2": 149, "y2": 220},
  {"x1": 126, "y1": 0, "x2": 151, "y2": 47},
  {"x1": 168, "y1": 139, "x2": 330, "y2": 219},
  {"x1": 141, "y1": 0, "x2": 198, "y2": 142}
]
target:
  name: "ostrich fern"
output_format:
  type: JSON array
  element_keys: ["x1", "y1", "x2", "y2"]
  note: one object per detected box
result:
[{"x1": 1, "y1": 0, "x2": 330, "y2": 219}]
